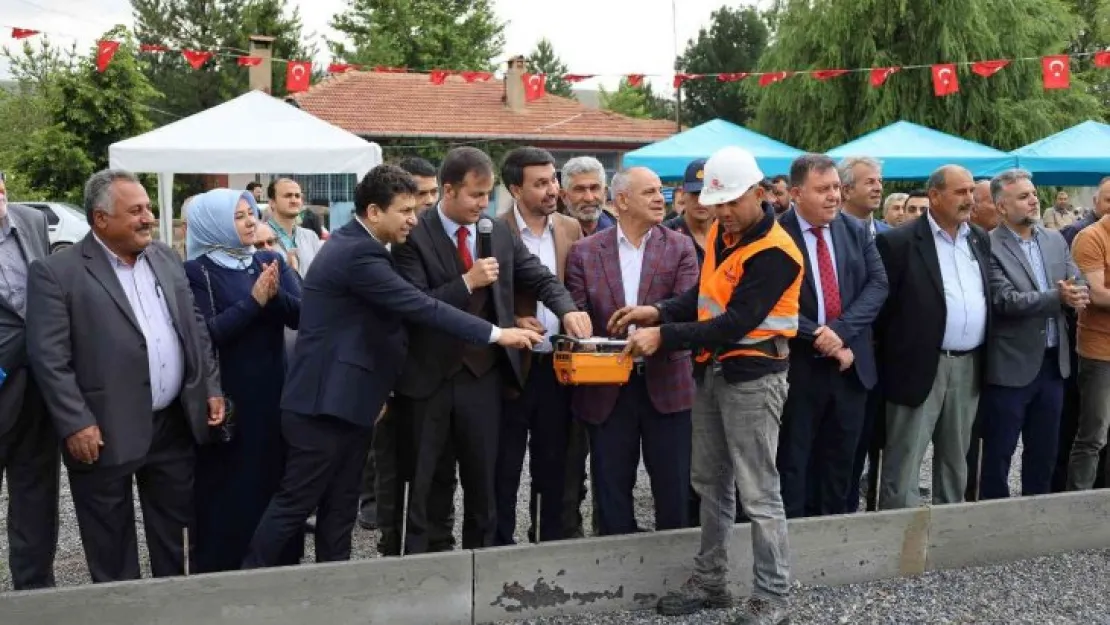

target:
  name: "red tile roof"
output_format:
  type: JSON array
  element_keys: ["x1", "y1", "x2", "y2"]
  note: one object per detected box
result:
[{"x1": 292, "y1": 71, "x2": 678, "y2": 144}]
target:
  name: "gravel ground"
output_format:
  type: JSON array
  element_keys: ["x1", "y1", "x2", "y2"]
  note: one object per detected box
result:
[{"x1": 0, "y1": 439, "x2": 1030, "y2": 591}]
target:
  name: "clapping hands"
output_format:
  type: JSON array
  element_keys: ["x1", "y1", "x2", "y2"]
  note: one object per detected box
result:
[{"x1": 250, "y1": 261, "x2": 280, "y2": 306}]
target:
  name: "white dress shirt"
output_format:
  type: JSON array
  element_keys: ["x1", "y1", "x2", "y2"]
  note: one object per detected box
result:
[
  {"x1": 515, "y1": 208, "x2": 560, "y2": 352},
  {"x1": 94, "y1": 236, "x2": 184, "y2": 411},
  {"x1": 617, "y1": 225, "x2": 651, "y2": 364},
  {"x1": 926, "y1": 212, "x2": 987, "y2": 351},
  {"x1": 794, "y1": 213, "x2": 840, "y2": 325}
]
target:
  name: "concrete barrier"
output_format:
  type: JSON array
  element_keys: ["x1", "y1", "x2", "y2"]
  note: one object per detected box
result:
[
  {"x1": 0, "y1": 551, "x2": 473, "y2": 625},
  {"x1": 4, "y1": 491, "x2": 1109, "y2": 625}
]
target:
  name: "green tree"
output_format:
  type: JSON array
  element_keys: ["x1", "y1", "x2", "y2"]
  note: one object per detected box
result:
[
  {"x1": 526, "y1": 38, "x2": 573, "y2": 99},
  {"x1": 14, "y1": 28, "x2": 161, "y2": 204},
  {"x1": 132, "y1": 0, "x2": 315, "y2": 117},
  {"x1": 329, "y1": 0, "x2": 505, "y2": 71},
  {"x1": 751, "y1": 0, "x2": 1103, "y2": 153},
  {"x1": 676, "y1": 7, "x2": 769, "y2": 126},
  {"x1": 1063, "y1": 0, "x2": 1110, "y2": 107},
  {"x1": 600, "y1": 79, "x2": 674, "y2": 120}
]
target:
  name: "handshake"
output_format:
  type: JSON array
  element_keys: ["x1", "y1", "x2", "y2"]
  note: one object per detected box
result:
[{"x1": 498, "y1": 311, "x2": 593, "y2": 350}]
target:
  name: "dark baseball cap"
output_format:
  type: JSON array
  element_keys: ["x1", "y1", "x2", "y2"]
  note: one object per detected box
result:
[{"x1": 683, "y1": 158, "x2": 707, "y2": 193}]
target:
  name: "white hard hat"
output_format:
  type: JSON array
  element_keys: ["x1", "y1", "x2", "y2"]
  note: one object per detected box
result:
[{"x1": 698, "y1": 146, "x2": 765, "y2": 206}]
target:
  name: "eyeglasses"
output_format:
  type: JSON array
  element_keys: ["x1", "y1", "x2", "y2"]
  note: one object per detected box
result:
[{"x1": 255, "y1": 239, "x2": 278, "y2": 250}]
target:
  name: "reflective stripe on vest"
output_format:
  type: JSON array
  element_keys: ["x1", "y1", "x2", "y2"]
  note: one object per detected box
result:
[{"x1": 695, "y1": 219, "x2": 804, "y2": 363}]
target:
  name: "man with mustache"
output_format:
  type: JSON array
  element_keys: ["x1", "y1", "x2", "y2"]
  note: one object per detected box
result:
[
  {"x1": 561, "y1": 156, "x2": 616, "y2": 237},
  {"x1": 838, "y1": 157, "x2": 890, "y2": 238},
  {"x1": 873, "y1": 165, "x2": 993, "y2": 509}
]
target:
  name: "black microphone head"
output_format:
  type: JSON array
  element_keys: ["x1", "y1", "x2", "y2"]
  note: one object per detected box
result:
[{"x1": 477, "y1": 217, "x2": 494, "y2": 234}]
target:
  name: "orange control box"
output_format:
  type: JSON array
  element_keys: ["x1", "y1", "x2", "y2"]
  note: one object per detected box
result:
[{"x1": 552, "y1": 336, "x2": 633, "y2": 386}]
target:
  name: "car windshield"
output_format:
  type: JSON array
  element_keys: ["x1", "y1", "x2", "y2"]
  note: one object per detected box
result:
[{"x1": 56, "y1": 203, "x2": 86, "y2": 220}]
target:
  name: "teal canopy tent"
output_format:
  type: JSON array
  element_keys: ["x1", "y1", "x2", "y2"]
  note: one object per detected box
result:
[
  {"x1": 621, "y1": 119, "x2": 805, "y2": 179},
  {"x1": 826, "y1": 121, "x2": 1016, "y2": 180},
  {"x1": 1012, "y1": 120, "x2": 1110, "y2": 186}
]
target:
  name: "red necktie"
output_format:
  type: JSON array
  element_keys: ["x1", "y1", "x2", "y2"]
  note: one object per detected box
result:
[
  {"x1": 456, "y1": 226, "x2": 473, "y2": 271},
  {"x1": 810, "y1": 226, "x2": 841, "y2": 321}
]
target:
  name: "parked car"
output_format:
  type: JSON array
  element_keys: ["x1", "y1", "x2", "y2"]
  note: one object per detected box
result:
[{"x1": 14, "y1": 202, "x2": 91, "y2": 253}]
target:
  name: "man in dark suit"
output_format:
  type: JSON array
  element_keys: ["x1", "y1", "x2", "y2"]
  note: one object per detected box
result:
[
  {"x1": 392, "y1": 147, "x2": 590, "y2": 554},
  {"x1": 979, "y1": 169, "x2": 1085, "y2": 500},
  {"x1": 26, "y1": 169, "x2": 225, "y2": 583},
  {"x1": 0, "y1": 184, "x2": 59, "y2": 590},
  {"x1": 777, "y1": 154, "x2": 888, "y2": 518},
  {"x1": 565, "y1": 166, "x2": 700, "y2": 535},
  {"x1": 874, "y1": 165, "x2": 993, "y2": 509},
  {"x1": 243, "y1": 165, "x2": 541, "y2": 567},
  {"x1": 838, "y1": 157, "x2": 891, "y2": 238},
  {"x1": 495, "y1": 147, "x2": 583, "y2": 545}
]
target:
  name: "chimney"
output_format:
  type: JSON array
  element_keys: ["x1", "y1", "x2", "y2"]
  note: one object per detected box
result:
[
  {"x1": 248, "y1": 35, "x2": 276, "y2": 94},
  {"x1": 504, "y1": 55, "x2": 526, "y2": 112}
]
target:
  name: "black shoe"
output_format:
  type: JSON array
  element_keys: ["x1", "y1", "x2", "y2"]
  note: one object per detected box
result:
[
  {"x1": 358, "y1": 503, "x2": 378, "y2": 531},
  {"x1": 657, "y1": 577, "x2": 734, "y2": 616}
]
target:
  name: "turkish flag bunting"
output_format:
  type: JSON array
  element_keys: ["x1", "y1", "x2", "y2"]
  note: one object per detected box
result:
[
  {"x1": 626, "y1": 74, "x2": 645, "y2": 87},
  {"x1": 931, "y1": 63, "x2": 959, "y2": 96},
  {"x1": 758, "y1": 72, "x2": 789, "y2": 87},
  {"x1": 286, "y1": 61, "x2": 312, "y2": 92},
  {"x1": 372, "y1": 66, "x2": 406, "y2": 73},
  {"x1": 812, "y1": 69, "x2": 848, "y2": 80},
  {"x1": 563, "y1": 74, "x2": 594, "y2": 82},
  {"x1": 140, "y1": 43, "x2": 168, "y2": 52},
  {"x1": 1095, "y1": 51, "x2": 1110, "y2": 68},
  {"x1": 971, "y1": 60, "x2": 1009, "y2": 77},
  {"x1": 673, "y1": 73, "x2": 699, "y2": 88},
  {"x1": 237, "y1": 56, "x2": 262, "y2": 67},
  {"x1": 869, "y1": 67, "x2": 899, "y2": 87},
  {"x1": 1042, "y1": 55, "x2": 1070, "y2": 89},
  {"x1": 328, "y1": 63, "x2": 355, "y2": 74},
  {"x1": 461, "y1": 71, "x2": 492, "y2": 83},
  {"x1": 523, "y1": 73, "x2": 546, "y2": 101},
  {"x1": 11, "y1": 28, "x2": 39, "y2": 39},
  {"x1": 429, "y1": 70, "x2": 452, "y2": 85},
  {"x1": 182, "y1": 49, "x2": 212, "y2": 70},
  {"x1": 96, "y1": 40, "x2": 120, "y2": 73},
  {"x1": 718, "y1": 72, "x2": 747, "y2": 82}
]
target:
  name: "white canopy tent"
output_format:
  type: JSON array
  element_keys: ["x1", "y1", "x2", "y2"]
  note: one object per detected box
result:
[{"x1": 109, "y1": 90, "x2": 382, "y2": 246}]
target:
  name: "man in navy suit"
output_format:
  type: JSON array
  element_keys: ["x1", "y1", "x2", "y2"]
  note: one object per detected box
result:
[
  {"x1": 838, "y1": 156, "x2": 891, "y2": 237},
  {"x1": 777, "y1": 154, "x2": 889, "y2": 517},
  {"x1": 242, "y1": 165, "x2": 541, "y2": 567}
]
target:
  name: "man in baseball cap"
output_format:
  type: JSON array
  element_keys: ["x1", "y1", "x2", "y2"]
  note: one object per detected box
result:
[
  {"x1": 664, "y1": 159, "x2": 713, "y2": 266},
  {"x1": 610, "y1": 145, "x2": 802, "y2": 624}
]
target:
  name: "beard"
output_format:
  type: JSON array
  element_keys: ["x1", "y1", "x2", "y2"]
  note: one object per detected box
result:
[{"x1": 569, "y1": 204, "x2": 601, "y2": 222}]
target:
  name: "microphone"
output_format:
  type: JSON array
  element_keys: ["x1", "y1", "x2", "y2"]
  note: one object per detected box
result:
[{"x1": 477, "y1": 217, "x2": 494, "y2": 259}]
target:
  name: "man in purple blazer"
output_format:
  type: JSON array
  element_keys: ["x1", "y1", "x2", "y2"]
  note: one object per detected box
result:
[{"x1": 565, "y1": 167, "x2": 700, "y2": 535}]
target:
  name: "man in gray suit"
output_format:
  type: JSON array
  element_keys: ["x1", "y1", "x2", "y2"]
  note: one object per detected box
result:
[
  {"x1": 978, "y1": 169, "x2": 1088, "y2": 500},
  {"x1": 26, "y1": 169, "x2": 225, "y2": 583},
  {"x1": 0, "y1": 175, "x2": 60, "y2": 589}
]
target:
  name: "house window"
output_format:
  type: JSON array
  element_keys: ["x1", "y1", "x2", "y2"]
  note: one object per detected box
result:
[{"x1": 272, "y1": 173, "x2": 357, "y2": 205}]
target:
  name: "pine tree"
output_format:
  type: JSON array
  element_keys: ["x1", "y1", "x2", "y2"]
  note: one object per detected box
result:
[
  {"x1": 527, "y1": 38, "x2": 573, "y2": 99},
  {"x1": 600, "y1": 79, "x2": 674, "y2": 120},
  {"x1": 329, "y1": 0, "x2": 504, "y2": 71},
  {"x1": 751, "y1": 0, "x2": 1102, "y2": 152}
]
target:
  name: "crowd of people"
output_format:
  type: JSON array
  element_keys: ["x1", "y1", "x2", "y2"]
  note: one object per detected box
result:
[{"x1": 0, "y1": 141, "x2": 1108, "y2": 625}]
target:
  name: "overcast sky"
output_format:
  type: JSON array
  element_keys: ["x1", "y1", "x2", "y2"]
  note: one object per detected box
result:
[{"x1": 1, "y1": 0, "x2": 766, "y2": 93}]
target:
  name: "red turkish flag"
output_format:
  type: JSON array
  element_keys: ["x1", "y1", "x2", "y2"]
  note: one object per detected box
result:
[
  {"x1": 237, "y1": 56, "x2": 262, "y2": 67},
  {"x1": 931, "y1": 63, "x2": 959, "y2": 96},
  {"x1": 182, "y1": 49, "x2": 212, "y2": 70},
  {"x1": 286, "y1": 61, "x2": 312, "y2": 92},
  {"x1": 429, "y1": 70, "x2": 452, "y2": 85},
  {"x1": 673, "y1": 73, "x2": 699, "y2": 88},
  {"x1": 96, "y1": 41, "x2": 120, "y2": 73},
  {"x1": 563, "y1": 74, "x2": 594, "y2": 83},
  {"x1": 971, "y1": 60, "x2": 1009, "y2": 77},
  {"x1": 523, "y1": 73, "x2": 546, "y2": 101},
  {"x1": 140, "y1": 43, "x2": 168, "y2": 53},
  {"x1": 758, "y1": 72, "x2": 789, "y2": 87},
  {"x1": 328, "y1": 63, "x2": 355, "y2": 74},
  {"x1": 869, "y1": 67, "x2": 899, "y2": 87},
  {"x1": 1095, "y1": 51, "x2": 1110, "y2": 68},
  {"x1": 461, "y1": 71, "x2": 492, "y2": 83},
  {"x1": 717, "y1": 72, "x2": 747, "y2": 82},
  {"x1": 812, "y1": 69, "x2": 848, "y2": 81},
  {"x1": 626, "y1": 74, "x2": 645, "y2": 87},
  {"x1": 11, "y1": 28, "x2": 39, "y2": 40},
  {"x1": 1042, "y1": 55, "x2": 1070, "y2": 89}
]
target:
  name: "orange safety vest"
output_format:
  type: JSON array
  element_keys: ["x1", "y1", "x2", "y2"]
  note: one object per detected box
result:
[{"x1": 695, "y1": 219, "x2": 804, "y2": 363}]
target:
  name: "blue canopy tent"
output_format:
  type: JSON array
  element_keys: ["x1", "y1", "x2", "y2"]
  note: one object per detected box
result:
[
  {"x1": 1012, "y1": 120, "x2": 1110, "y2": 186},
  {"x1": 621, "y1": 118, "x2": 804, "y2": 179},
  {"x1": 827, "y1": 121, "x2": 1016, "y2": 179}
]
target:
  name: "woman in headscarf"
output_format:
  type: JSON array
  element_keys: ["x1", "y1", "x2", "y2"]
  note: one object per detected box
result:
[{"x1": 184, "y1": 188, "x2": 303, "y2": 572}]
